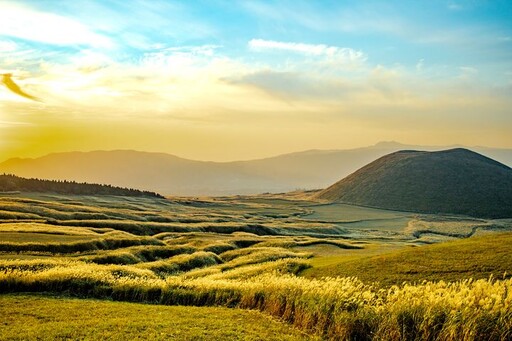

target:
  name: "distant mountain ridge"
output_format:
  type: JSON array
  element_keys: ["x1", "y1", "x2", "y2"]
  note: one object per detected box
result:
[
  {"x1": 0, "y1": 142, "x2": 511, "y2": 195},
  {"x1": 315, "y1": 148, "x2": 512, "y2": 218}
]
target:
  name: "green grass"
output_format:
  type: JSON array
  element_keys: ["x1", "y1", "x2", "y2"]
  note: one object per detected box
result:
[
  {"x1": 136, "y1": 251, "x2": 223, "y2": 276},
  {"x1": 302, "y1": 233, "x2": 512, "y2": 286},
  {"x1": 0, "y1": 223, "x2": 164, "y2": 253},
  {"x1": 1, "y1": 263, "x2": 510, "y2": 340},
  {"x1": 0, "y1": 294, "x2": 315, "y2": 341},
  {"x1": 83, "y1": 245, "x2": 196, "y2": 265},
  {"x1": 0, "y1": 234, "x2": 163, "y2": 253},
  {"x1": 0, "y1": 232, "x2": 94, "y2": 243},
  {"x1": 1, "y1": 192, "x2": 512, "y2": 339},
  {"x1": 302, "y1": 203, "x2": 408, "y2": 222}
]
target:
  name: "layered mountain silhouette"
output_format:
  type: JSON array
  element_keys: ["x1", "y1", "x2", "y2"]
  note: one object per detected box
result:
[
  {"x1": 0, "y1": 142, "x2": 511, "y2": 196},
  {"x1": 315, "y1": 148, "x2": 512, "y2": 218}
]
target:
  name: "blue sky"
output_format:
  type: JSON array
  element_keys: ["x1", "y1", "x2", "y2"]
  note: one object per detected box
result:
[
  {"x1": 0, "y1": 0, "x2": 511, "y2": 160},
  {"x1": 12, "y1": 1, "x2": 512, "y2": 69}
]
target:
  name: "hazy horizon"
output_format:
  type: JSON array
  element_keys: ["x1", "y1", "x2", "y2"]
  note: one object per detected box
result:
[
  {"x1": 2, "y1": 140, "x2": 512, "y2": 164},
  {"x1": 1, "y1": 1, "x2": 511, "y2": 162}
]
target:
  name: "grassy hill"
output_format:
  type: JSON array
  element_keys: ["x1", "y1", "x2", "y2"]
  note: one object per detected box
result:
[
  {"x1": 315, "y1": 148, "x2": 512, "y2": 218},
  {"x1": 0, "y1": 174, "x2": 163, "y2": 198}
]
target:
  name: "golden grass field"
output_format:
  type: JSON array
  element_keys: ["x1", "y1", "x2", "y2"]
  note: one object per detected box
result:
[{"x1": 0, "y1": 192, "x2": 511, "y2": 340}]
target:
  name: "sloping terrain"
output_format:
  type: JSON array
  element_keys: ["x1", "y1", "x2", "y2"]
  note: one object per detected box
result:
[
  {"x1": 316, "y1": 148, "x2": 512, "y2": 218},
  {"x1": 301, "y1": 232, "x2": 512, "y2": 285}
]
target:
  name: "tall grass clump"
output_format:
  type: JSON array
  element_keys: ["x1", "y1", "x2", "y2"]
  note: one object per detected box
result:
[
  {"x1": 85, "y1": 245, "x2": 196, "y2": 265},
  {"x1": 0, "y1": 259, "x2": 510, "y2": 340},
  {"x1": 135, "y1": 252, "x2": 223, "y2": 276}
]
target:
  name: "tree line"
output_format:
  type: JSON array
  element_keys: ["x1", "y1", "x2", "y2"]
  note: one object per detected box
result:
[{"x1": 0, "y1": 174, "x2": 164, "y2": 198}]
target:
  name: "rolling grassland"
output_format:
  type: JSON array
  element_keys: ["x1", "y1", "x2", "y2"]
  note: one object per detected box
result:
[{"x1": 0, "y1": 192, "x2": 511, "y2": 340}]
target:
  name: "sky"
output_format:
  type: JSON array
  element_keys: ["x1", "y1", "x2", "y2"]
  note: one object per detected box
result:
[{"x1": 0, "y1": 0, "x2": 511, "y2": 162}]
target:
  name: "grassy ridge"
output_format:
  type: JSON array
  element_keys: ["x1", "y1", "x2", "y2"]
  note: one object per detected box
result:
[
  {"x1": 302, "y1": 233, "x2": 512, "y2": 286},
  {"x1": 135, "y1": 251, "x2": 223, "y2": 276},
  {"x1": 0, "y1": 223, "x2": 164, "y2": 253},
  {"x1": 0, "y1": 235, "x2": 163, "y2": 253},
  {"x1": 83, "y1": 245, "x2": 197, "y2": 265},
  {"x1": 47, "y1": 219, "x2": 345, "y2": 236}
]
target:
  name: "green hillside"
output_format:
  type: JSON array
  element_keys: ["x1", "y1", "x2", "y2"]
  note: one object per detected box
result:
[{"x1": 315, "y1": 148, "x2": 512, "y2": 218}]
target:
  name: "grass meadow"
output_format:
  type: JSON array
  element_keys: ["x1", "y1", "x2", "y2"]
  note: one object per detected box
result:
[
  {"x1": 0, "y1": 192, "x2": 511, "y2": 340},
  {"x1": 0, "y1": 294, "x2": 315, "y2": 340}
]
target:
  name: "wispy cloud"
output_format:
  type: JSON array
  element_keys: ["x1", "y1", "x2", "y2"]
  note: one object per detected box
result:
[
  {"x1": 0, "y1": 2, "x2": 112, "y2": 48},
  {"x1": 416, "y1": 59, "x2": 425, "y2": 72},
  {"x1": 248, "y1": 39, "x2": 367, "y2": 68},
  {"x1": 0, "y1": 41, "x2": 18, "y2": 52},
  {"x1": 458, "y1": 66, "x2": 479, "y2": 81},
  {"x1": 226, "y1": 70, "x2": 363, "y2": 103},
  {"x1": 447, "y1": 3, "x2": 463, "y2": 11},
  {"x1": 9, "y1": 44, "x2": 258, "y2": 120},
  {"x1": 241, "y1": 1, "x2": 336, "y2": 32},
  {"x1": 46, "y1": 0, "x2": 217, "y2": 50},
  {"x1": 241, "y1": 1, "x2": 403, "y2": 35},
  {"x1": 0, "y1": 120, "x2": 31, "y2": 127}
]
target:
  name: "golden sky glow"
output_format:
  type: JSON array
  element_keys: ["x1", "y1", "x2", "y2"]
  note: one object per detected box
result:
[{"x1": 1, "y1": 1, "x2": 511, "y2": 162}]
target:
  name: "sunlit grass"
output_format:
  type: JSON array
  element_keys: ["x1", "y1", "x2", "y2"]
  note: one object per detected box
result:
[
  {"x1": 302, "y1": 233, "x2": 512, "y2": 286},
  {"x1": 0, "y1": 260, "x2": 510, "y2": 340},
  {"x1": 1, "y1": 192, "x2": 511, "y2": 339},
  {"x1": 0, "y1": 294, "x2": 315, "y2": 341}
]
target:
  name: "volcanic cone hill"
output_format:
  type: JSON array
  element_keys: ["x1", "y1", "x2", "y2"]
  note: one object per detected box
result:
[{"x1": 314, "y1": 148, "x2": 512, "y2": 218}]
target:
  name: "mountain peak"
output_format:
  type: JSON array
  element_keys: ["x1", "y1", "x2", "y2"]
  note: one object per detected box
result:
[{"x1": 373, "y1": 141, "x2": 406, "y2": 148}]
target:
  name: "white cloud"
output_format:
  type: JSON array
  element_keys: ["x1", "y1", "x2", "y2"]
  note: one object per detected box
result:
[
  {"x1": 447, "y1": 2, "x2": 464, "y2": 11},
  {"x1": 19, "y1": 45, "x2": 262, "y2": 119},
  {"x1": 0, "y1": 120, "x2": 30, "y2": 127},
  {"x1": 416, "y1": 59, "x2": 425, "y2": 72},
  {"x1": 0, "y1": 2, "x2": 113, "y2": 48},
  {"x1": 161, "y1": 45, "x2": 221, "y2": 57},
  {"x1": 1, "y1": 35, "x2": 505, "y2": 138},
  {"x1": 458, "y1": 66, "x2": 478, "y2": 80},
  {"x1": 70, "y1": 50, "x2": 114, "y2": 72},
  {"x1": 0, "y1": 41, "x2": 18, "y2": 52},
  {"x1": 248, "y1": 39, "x2": 366, "y2": 65}
]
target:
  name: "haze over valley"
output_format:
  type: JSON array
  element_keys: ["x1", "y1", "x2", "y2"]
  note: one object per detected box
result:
[{"x1": 2, "y1": 141, "x2": 512, "y2": 195}]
